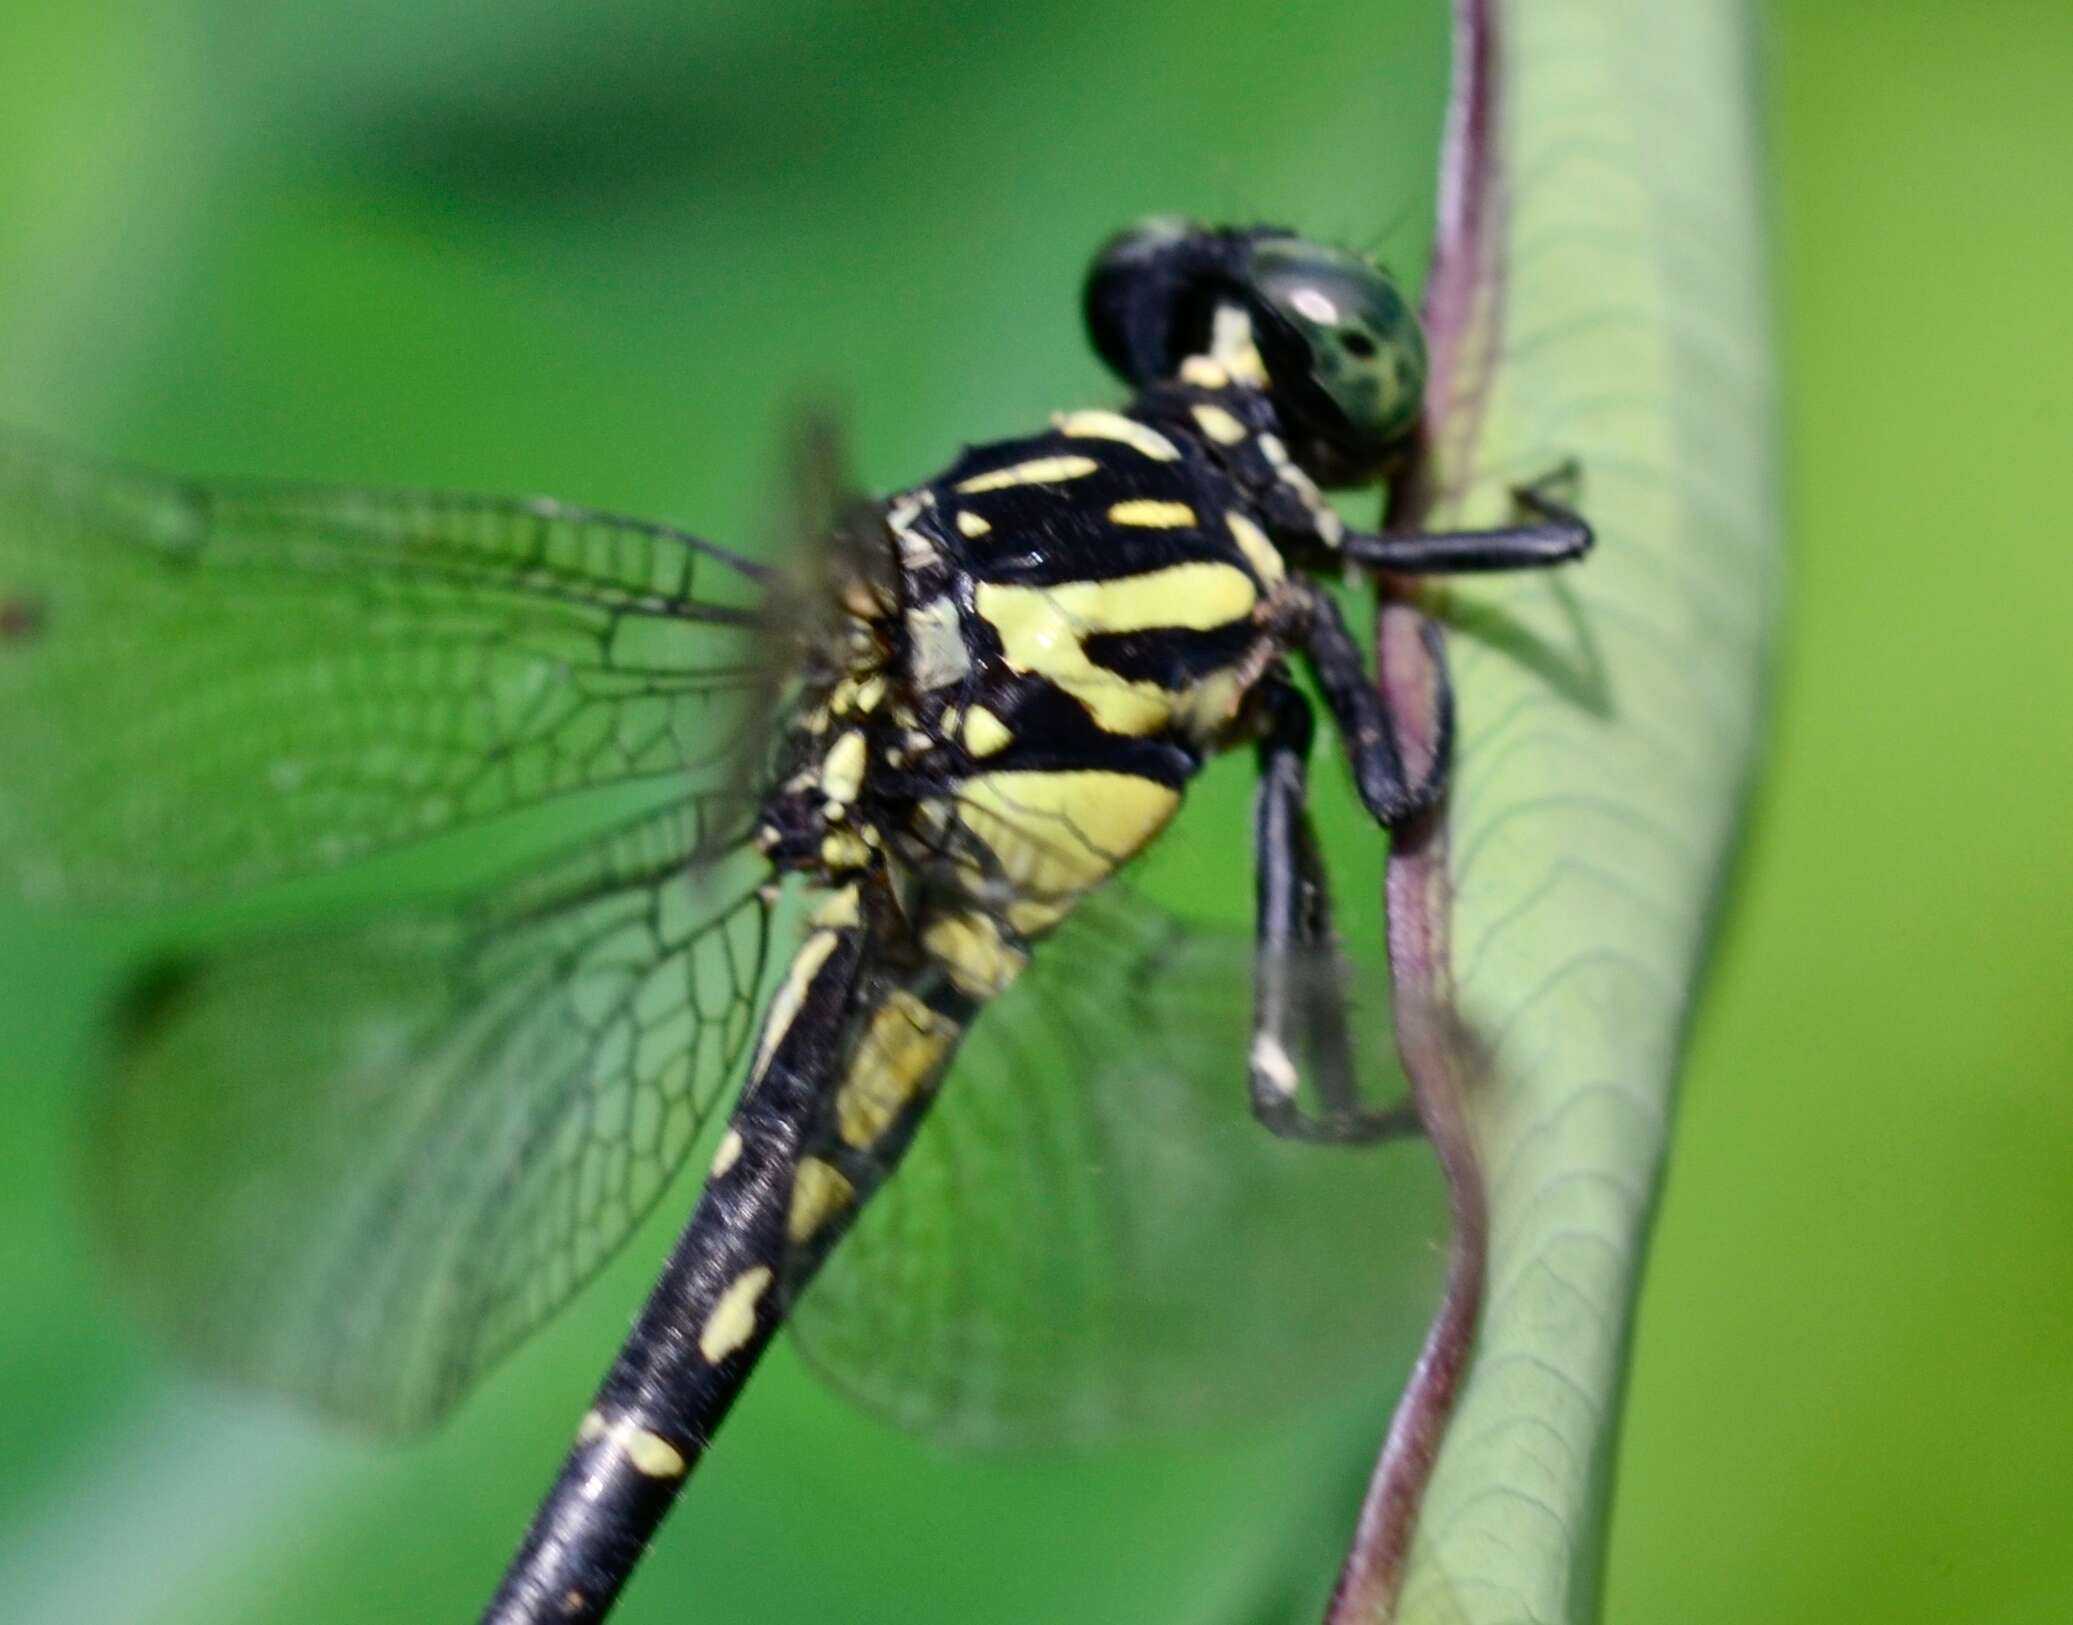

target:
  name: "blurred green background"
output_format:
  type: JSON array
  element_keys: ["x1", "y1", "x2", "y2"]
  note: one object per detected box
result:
[{"x1": 0, "y1": 2, "x2": 2066, "y2": 1622}]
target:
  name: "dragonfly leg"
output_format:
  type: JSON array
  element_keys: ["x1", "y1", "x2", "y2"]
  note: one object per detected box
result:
[
  {"x1": 1296, "y1": 580, "x2": 1454, "y2": 827},
  {"x1": 1250, "y1": 674, "x2": 1418, "y2": 1147},
  {"x1": 1341, "y1": 461, "x2": 1594, "y2": 574}
]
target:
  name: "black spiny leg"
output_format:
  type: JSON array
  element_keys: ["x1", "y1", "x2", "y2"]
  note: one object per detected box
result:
[
  {"x1": 1296, "y1": 579, "x2": 1455, "y2": 826},
  {"x1": 1340, "y1": 463, "x2": 1594, "y2": 574},
  {"x1": 1250, "y1": 674, "x2": 1418, "y2": 1146}
]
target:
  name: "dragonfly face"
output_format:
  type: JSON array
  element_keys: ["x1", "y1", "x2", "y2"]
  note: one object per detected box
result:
[
  {"x1": 1085, "y1": 219, "x2": 1428, "y2": 485},
  {"x1": 0, "y1": 219, "x2": 1591, "y2": 1623}
]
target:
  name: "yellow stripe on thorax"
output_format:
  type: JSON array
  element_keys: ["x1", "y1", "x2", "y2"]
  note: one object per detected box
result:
[
  {"x1": 1108, "y1": 498, "x2": 1196, "y2": 528},
  {"x1": 974, "y1": 563, "x2": 1257, "y2": 737},
  {"x1": 1053, "y1": 410, "x2": 1181, "y2": 462},
  {"x1": 952, "y1": 769, "x2": 1182, "y2": 935},
  {"x1": 1224, "y1": 511, "x2": 1286, "y2": 585},
  {"x1": 955, "y1": 455, "x2": 1099, "y2": 494},
  {"x1": 835, "y1": 989, "x2": 962, "y2": 1150}
]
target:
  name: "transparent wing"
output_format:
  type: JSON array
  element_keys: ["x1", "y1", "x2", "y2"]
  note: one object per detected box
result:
[
  {"x1": 0, "y1": 431, "x2": 770, "y2": 903},
  {"x1": 94, "y1": 793, "x2": 773, "y2": 1433},
  {"x1": 791, "y1": 880, "x2": 1446, "y2": 1448}
]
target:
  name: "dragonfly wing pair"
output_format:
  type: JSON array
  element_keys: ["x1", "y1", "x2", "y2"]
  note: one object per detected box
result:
[
  {"x1": 798, "y1": 878, "x2": 1443, "y2": 1447},
  {"x1": 1, "y1": 430, "x2": 1438, "y2": 1444}
]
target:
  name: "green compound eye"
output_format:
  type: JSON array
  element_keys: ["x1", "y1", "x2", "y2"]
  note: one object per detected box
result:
[{"x1": 1241, "y1": 238, "x2": 1428, "y2": 477}]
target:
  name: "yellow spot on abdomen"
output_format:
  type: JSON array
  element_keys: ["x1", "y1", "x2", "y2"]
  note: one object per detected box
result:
[
  {"x1": 837, "y1": 991, "x2": 960, "y2": 1148},
  {"x1": 1054, "y1": 410, "x2": 1180, "y2": 461},
  {"x1": 955, "y1": 455, "x2": 1099, "y2": 494},
  {"x1": 1107, "y1": 499, "x2": 1197, "y2": 528},
  {"x1": 699, "y1": 1267, "x2": 774, "y2": 1363},
  {"x1": 822, "y1": 729, "x2": 867, "y2": 805},
  {"x1": 922, "y1": 909, "x2": 1029, "y2": 1000},
  {"x1": 812, "y1": 884, "x2": 862, "y2": 929},
  {"x1": 577, "y1": 1410, "x2": 689, "y2": 1479},
  {"x1": 753, "y1": 929, "x2": 842, "y2": 1077},
  {"x1": 821, "y1": 830, "x2": 871, "y2": 869},
  {"x1": 787, "y1": 1158, "x2": 857, "y2": 1244},
  {"x1": 710, "y1": 1129, "x2": 744, "y2": 1178}
]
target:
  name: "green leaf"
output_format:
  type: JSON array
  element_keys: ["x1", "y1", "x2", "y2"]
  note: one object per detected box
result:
[{"x1": 1344, "y1": 1, "x2": 1780, "y2": 1619}]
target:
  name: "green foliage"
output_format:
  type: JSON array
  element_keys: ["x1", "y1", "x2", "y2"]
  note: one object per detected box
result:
[
  {"x1": 0, "y1": 3, "x2": 2068, "y2": 1623},
  {"x1": 1394, "y1": 2, "x2": 1774, "y2": 1619}
]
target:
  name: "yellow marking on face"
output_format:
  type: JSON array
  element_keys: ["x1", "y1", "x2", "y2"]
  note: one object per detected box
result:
[
  {"x1": 1209, "y1": 304, "x2": 1268, "y2": 385},
  {"x1": 955, "y1": 509, "x2": 992, "y2": 537},
  {"x1": 822, "y1": 729, "x2": 867, "y2": 805},
  {"x1": 577, "y1": 1410, "x2": 688, "y2": 1479},
  {"x1": 906, "y1": 595, "x2": 970, "y2": 689},
  {"x1": 922, "y1": 908, "x2": 1030, "y2": 1000},
  {"x1": 955, "y1": 454, "x2": 1099, "y2": 494},
  {"x1": 962, "y1": 705, "x2": 1013, "y2": 757},
  {"x1": 1225, "y1": 511, "x2": 1285, "y2": 584},
  {"x1": 975, "y1": 564, "x2": 1258, "y2": 736},
  {"x1": 954, "y1": 770, "x2": 1182, "y2": 926},
  {"x1": 1107, "y1": 499, "x2": 1197, "y2": 529},
  {"x1": 787, "y1": 1157, "x2": 857, "y2": 1244},
  {"x1": 753, "y1": 928, "x2": 842, "y2": 1077},
  {"x1": 852, "y1": 674, "x2": 887, "y2": 712},
  {"x1": 698, "y1": 1266, "x2": 774, "y2": 1363},
  {"x1": 710, "y1": 1129, "x2": 744, "y2": 1177},
  {"x1": 1191, "y1": 403, "x2": 1249, "y2": 445},
  {"x1": 837, "y1": 990, "x2": 960, "y2": 1149},
  {"x1": 1179, "y1": 356, "x2": 1230, "y2": 389},
  {"x1": 1054, "y1": 409, "x2": 1181, "y2": 461}
]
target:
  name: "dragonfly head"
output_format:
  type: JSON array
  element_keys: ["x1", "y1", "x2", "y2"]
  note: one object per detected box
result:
[{"x1": 1083, "y1": 218, "x2": 1427, "y2": 486}]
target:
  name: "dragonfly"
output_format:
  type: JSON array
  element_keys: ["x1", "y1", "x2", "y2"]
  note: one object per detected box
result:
[{"x1": 0, "y1": 219, "x2": 1590, "y2": 1622}]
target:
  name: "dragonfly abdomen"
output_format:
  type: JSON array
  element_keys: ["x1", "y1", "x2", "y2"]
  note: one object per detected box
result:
[{"x1": 481, "y1": 882, "x2": 1000, "y2": 1622}]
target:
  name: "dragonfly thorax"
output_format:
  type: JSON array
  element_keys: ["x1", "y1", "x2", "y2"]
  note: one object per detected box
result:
[
  {"x1": 755, "y1": 374, "x2": 1330, "y2": 942},
  {"x1": 753, "y1": 594, "x2": 905, "y2": 880}
]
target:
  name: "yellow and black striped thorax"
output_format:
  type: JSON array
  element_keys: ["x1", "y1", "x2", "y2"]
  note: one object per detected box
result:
[{"x1": 756, "y1": 378, "x2": 1327, "y2": 943}]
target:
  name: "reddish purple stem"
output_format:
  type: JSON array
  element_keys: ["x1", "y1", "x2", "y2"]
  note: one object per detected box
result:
[{"x1": 1324, "y1": 1, "x2": 1503, "y2": 1619}]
